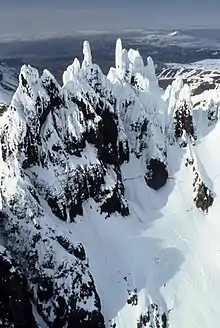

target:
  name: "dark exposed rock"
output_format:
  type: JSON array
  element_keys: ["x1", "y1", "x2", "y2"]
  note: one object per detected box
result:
[
  {"x1": 101, "y1": 168, "x2": 129, "y2": 217},
  {"x1": 127, "y1": 289, "x2": 138, "y2": 306},
  {"x1": 20, "y1": 74, "x2": 32, "y2": 98},
  {"x1": 0, "y1": 164, "x2": 105, "y2": 326},
  {"x1": 43, "y1": 164, "x2": 108, "y2": 221},
  {"x1": 97, "y1": 110, "x2": 122, "y2": 165},
  {"x1": 35, "y1": 269, "x2": 106, "y2": 328},
  {"x1": 191, "y1": 81, "x2": 216, "y2": 96},
  {"x1": 5, "y1": 207, "x2": 105, "y2": 328},
  {"x1": 53, "y1": 308, "x2": 105, "y2": 328},
  {"x1": 173, "y1": 100, "x2": 196, "y2": 142},
  {"x1": 118, "y1": 140, "x2": 129, "y2": 164},
  {"x1": 0, "y1": 103, "x2": 8, "y2": 116},
  {"x1": 131, "y1": 75, "x2": 135, "y2": 87},
  {"x1": 0, "y1": 248, "x2": 37, "y2": 328},
  {"x1": 1, "y1": 64, "x2": 129, "y2": 221},
  {"x1": 101, "y1": 185, "x2": 129, "y2": 218},
  {"x1": 73, "y1": 244, "x2": 86, "y2": 261},
  {"x1": 207, "y1": 99, "x2": 218, "y2": 125},
  {"x1": 47, "y1": 196, "x2": 67, "y2": 221},
  {"x1": 71, "y1": 96, "x2": 96, "y2": 121},
  {"x1": 1, "y1": 134, "x2": 9, "y2": 162},
  {"x1": 194, "y1": 181, "x2": 214, "y2": 212},
  {"x1": 41, "y1": 75, "x2": 63, "y2": 110},
  {"x1": 145, "y1": 159, "x2": 168, "y2": 190},
  {"x1": 192, "y1": 168, "x2": 214, "y2": 212},
  {"x1": 22, "y1": 126, "x2": 40, "y2": 169},
  {"x1": 137, "y1": 304, "x2": 168, "y2": 328},
  {"x1": 82, "y1": 64, "x2": 130, "y2": 165},
  {"x1": 37, "y1": 275, "x2": 53, "y2": 303},
  {"x1": 56, "y1": 235, "x2": 86, "y2": 260}
]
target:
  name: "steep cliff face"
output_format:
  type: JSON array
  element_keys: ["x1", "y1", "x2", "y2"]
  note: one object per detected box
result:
[
  {"x1": 0, "y1": 39, "x2": 219, "y2": 328},
  {"x1": 0, "y1": 149, "x2": 105, "y2": 327},
  {"x1": 0, "y1": 246, "x2": 37, "y2": 328},
  {"x1": 63, "y1": 40, "x2": 169, "y2": 192},
  {"x1": 164, "y1": 74, "x2": 215, "y2": 213},
  {"x1": 108, "y1": 39, "x2": 168, "y2": 190}
]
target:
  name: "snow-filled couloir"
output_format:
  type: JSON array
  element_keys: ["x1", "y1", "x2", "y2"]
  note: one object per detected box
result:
[{"x1": 0, "y1": 38, "x2": 220, "y2": 328}]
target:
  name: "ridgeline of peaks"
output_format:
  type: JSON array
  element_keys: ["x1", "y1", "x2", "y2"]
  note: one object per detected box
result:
[{"x1": 0, "y1": 38, "x2": 218, "y2": 327}]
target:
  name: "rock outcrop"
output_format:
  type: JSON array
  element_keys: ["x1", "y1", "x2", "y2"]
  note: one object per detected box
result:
[{"x1": 0, "y1": 246, "x2": 37, "y2": 328}]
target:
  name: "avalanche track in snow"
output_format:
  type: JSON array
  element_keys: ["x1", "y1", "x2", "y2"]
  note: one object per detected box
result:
[{"x1": 0, "y1": 38, "x2": 220, "y2": 328}]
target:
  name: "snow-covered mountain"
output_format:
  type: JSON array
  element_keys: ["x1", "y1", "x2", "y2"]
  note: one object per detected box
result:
[
  {"x1": 159, "y1": 60, "x2": 220, "y2": 91},
  {"x1": 0, "y1": 39, "x2": 220, "y2": 328},
  {"x1": 0, "y1": 63, "x2": 18, "y2": 105},
  {"x1": 131, "y1": 30, "x2": 220, "y2": 49}
]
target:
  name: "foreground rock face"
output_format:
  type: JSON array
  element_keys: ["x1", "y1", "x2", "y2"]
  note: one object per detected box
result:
[
  {"x1": 0, "y1": 247, "x2": 37, "y2": 328},
  {"x1": 2, "y1": 190, "x2": 105, "y2": 328}
]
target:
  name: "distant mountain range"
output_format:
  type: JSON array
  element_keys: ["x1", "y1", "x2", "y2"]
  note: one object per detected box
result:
[{"x1": 1, "y1": 28, "x2": 220, "y2": 81}]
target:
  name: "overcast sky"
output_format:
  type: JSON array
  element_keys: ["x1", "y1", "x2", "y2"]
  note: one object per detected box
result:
[{"x1": 0, "y1": 0, "x2": 219, "y2": 39}]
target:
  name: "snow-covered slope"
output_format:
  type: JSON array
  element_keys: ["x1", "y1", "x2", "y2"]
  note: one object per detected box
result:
[
  {"x1": 159, "y1": 60, "x2": 220, "y2": 92},
  {"x1": 0, "y1": 39, "x2": 219, "y2": 328}
]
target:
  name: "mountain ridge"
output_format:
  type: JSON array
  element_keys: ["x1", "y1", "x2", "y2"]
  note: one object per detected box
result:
[{"x1": 0, "y1": 38, "x2": 219, "y2": 328}]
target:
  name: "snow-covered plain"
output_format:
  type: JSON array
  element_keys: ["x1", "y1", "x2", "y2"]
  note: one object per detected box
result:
[{"x1": 1, "y1": 38, "x2": 220, "y2": 328}]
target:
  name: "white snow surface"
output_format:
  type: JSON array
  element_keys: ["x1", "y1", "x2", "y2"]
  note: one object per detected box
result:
[
  {"x1": 45, "y1": 130, "x2": 220, "y2": 328},
  {"x1": 1, "y1": 38, "x2": 220, "y2": 328}
]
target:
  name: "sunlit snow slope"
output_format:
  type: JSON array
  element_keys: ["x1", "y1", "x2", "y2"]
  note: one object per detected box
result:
[{"x1": 0, "y1": 38, "x2": 220, "y2": 328}]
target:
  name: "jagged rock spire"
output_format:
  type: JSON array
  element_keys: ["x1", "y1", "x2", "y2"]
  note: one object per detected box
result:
[
  {"x1": 63, "y1": 58, "x2": 81, "y2": 85},
  {"x1": 115, "y1": 38, "x2": 123, "y2": 73},
  {"x1": 18, "y1": 64, "x2": 40, "y2": 99},
  {"x1": 128, "y1": 48, "x2": 144, "y2": 75},
  {"x1": 82, "y1": 40, "x2": 92, "y2": 69},
  {"x1": 172, "y1": 83, "x2": 196, "y2": 145}
]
